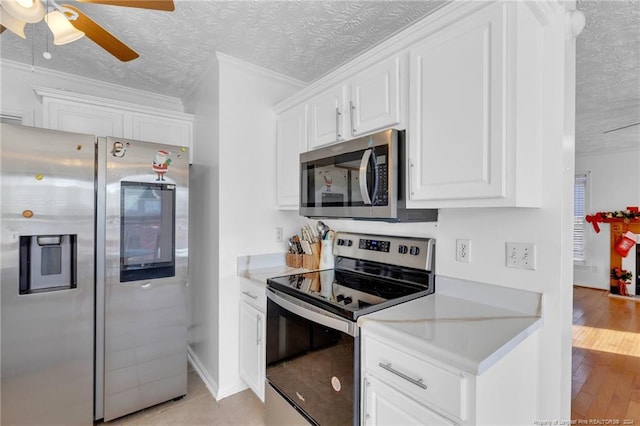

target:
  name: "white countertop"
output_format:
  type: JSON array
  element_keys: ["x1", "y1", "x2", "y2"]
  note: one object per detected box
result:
[
  {"x1": 238, "y1": 254, "x2": 542, "y2": 376},
  {"x1": 237, "y1": 252, "x2": 312, "y2": 285},
  {"x1": 357, "y1": 276, "x2": 542, "y2": 376}
]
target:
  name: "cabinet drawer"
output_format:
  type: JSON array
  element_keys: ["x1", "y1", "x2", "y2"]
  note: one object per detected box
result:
[
  {"x1": 363, "y1": 335, "x2": 466, "y2": 420},
  {"x1": 239, "y1": 278, "x2": 266, "y2": 311}
]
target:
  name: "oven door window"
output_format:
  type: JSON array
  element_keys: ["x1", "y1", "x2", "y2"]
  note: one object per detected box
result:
[
  {"x1": 266, "y1": 297, "x2": 355, "y2": 426},
  {"x1": 120, "y1": 181, "x2": 175, "y2": 282},
  {"x1": 301, "y1": 145, "x2": 388, "y2": 208}
]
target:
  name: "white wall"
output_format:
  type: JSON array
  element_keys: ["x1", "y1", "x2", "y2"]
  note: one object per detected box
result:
[
  {"x1": 574, "y1": 148, "x2": 640, "y2": 289},
  {"x1": 183, "y1": 59, "x2": 222, "y2": 392},
  {"x1": 0, "y1": 60, "x2": 184, "y2": 125},
  {"x1": 183, "y1": 53, "x2": 307, "y2": 398}
]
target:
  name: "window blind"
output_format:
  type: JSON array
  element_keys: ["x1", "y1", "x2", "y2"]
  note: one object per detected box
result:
[{"x1": 574, "y1": 174, "x2": 588, "y2": 261}]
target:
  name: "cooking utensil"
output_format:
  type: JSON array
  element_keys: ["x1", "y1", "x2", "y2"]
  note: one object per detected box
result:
[
  {"x1": 301, "y1": 240, "x2": 312, "y2": 255},
  {"x1": 317, "y1": 221, "x2": 330, "y2": 240},
  {"x1": 292, "y1": 235, "x2": 303, "y2": 254},
  {"x1": 304, "y1": 224, "x2": 317, "y2": 242}
]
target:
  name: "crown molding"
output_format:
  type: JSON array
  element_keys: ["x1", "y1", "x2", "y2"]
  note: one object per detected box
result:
[
  {"x1": 0, "y1": 59, "x2": 186, "y2": 112},
  {"x1": 32, "y1": 85, "x2": 194, "y2": 121},
  {"x1": 215, "y1": 52, "x2": 307, "y2": 89}
]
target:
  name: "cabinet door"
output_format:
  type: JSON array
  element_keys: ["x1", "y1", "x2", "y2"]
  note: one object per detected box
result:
[
  {"x1": 308, "y1": 85, "x2": 347, "y2": 149},
  {"x1": 43, "y1": 99, "x2": 125, "y2": 137},
  {"x1": 350, "y1": 55, "x2": 401, "y2": 137},
  {"x1": 363, "y1": 374, "x2": 455, "y2": 426},
  {"x1": 276, "y1": 105, "x2": 307, "y2": 209},
  {"x1": 239, "y1": 301, "x2": 265, "y2": 402},
  {"x1": 408, "y1": 4, "x2": 506, "y2": 202},
  {"x1": 131, "y1": 114, "x2": 193, "y2": 162}
]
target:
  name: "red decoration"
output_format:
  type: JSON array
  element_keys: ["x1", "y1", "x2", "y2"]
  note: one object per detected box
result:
[
  {"x1": 615, "y1": 231, "x2": 637, "y2": 257},
  {"x1": 586, "y1": 209, "x2": 640, "y2": 233}
]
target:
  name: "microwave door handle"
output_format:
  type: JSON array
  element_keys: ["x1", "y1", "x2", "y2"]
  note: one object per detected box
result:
[{"x1": 359, "y1": 149, "x2": 374, "y2": 205}]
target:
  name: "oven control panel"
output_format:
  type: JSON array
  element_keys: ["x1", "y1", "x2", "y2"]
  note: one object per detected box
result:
[
  {"x1": 333, "y1": 232, "x2": 435, "y2": 271},
  {"x1": 358, "y1": 238, "x2": 390, "y2": 252}
]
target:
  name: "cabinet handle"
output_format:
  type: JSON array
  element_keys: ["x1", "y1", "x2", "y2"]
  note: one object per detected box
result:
[
  {"x1": 242, "y1": 291, "x2": 258, "y2": 300},
  {"x1": 408, "y1": 157, "x2": 415, "y2": 197},
  {"x1": 336, "y1": 107, "x2": 342, "y2": 140},
  {"x1": 350, "y1": 100, "x2": 357, "y2": 134},
  {"x1": 363, "y1": 377, "x2": 370, "y2": 423},
  {"x1": 379, "y1": 362, "x2": 427, "y2": 389},
  {"x1": 257, "y1": 315, "x2": 262, "y2": 345}
]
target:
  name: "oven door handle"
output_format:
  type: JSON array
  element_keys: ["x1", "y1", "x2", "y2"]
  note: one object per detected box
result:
[{"x1": 267, "y1": 288, "x2": 357, "y2": 337}]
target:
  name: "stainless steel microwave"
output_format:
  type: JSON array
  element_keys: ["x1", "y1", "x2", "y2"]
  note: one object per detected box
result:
[{"x1": 299, "y1": 129, "x2": 438, "y2": 222}]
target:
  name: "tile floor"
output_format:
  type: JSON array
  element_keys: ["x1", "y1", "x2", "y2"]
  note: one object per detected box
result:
[{"x1": 104, "y1": 365, "x2": 265, "y2": 426}]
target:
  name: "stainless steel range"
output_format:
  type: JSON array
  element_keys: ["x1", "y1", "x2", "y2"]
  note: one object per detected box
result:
[{"x1": 265, "y1": 232, "x2": 435, "y2": 426}]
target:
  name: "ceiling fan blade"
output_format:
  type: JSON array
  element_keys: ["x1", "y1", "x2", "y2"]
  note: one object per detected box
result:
[
  {"x1": 76, "y1": 0, "x2": 174, "y2": 11},
  {"x1": 62, "y1": 5, "x2": 139, "y2": 62},
  {"x1": 603, "y1": 122, "x2": 640, "y2": 134}
]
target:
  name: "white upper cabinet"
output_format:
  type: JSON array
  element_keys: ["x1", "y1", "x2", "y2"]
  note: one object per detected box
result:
[
  {"x1": 307, "y1": 54, "x2": 403, "y2": 150},
  {"x1": 307, "y1": 84, "x2": 347, "y2": 149},
  {"x1": 43, "y1": 99, "x2": 125, "y2": 138},
  {"x1": 350, "y1": 55, "x2": 401, "y2": 138},
  {"x1": 35, "y1": 87, "x2": 194, "y2": 163},
  {"x1": 131, "y1": 114, "x2": 192, "y2": 149},
  {"x1": 407, "y1": 2, "x2": 543, "y2": 207},
  {"x1": 276, "y1": 104, "x2": 308, "y2": 209},
  {"x1": 273, "y1": 1, "x2": 546, "y2": 208}
]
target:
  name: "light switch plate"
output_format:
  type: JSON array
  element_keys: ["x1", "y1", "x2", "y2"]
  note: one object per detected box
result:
[{"x1": 506, "y1": 242, "x2": 536, "y2": 270}]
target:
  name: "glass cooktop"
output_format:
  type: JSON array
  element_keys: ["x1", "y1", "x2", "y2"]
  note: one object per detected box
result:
[{"x1": 267, "y1": 259, "x2": 433, "y2": 321}]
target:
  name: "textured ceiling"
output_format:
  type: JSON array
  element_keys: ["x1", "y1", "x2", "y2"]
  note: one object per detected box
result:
[
  {"x1": 0, "y1": 0, "x2": 447, "y2": 97},
  {"x1": 1, "y1": 1, "x2": 638, "y2": 154},
  {"x1": 576, "y1": 0, "x2": 640, "y2": 154}
]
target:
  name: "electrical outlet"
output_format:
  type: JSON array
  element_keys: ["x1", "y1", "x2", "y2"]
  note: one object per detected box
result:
[
  {"x1": 506, "y1": 242, "x2": 536, "y2": 270},
  {"x1": 275, "y1": 227, "x2": 283, "y2": 242},
  {"x1": 456, "y1": 239, "x2": 471, "y2": 263}
]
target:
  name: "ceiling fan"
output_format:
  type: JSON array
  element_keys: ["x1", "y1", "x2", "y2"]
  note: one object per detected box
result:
[
  {"x1": 603, "y1": 122, "x2": 640, "y2": 135},
  {"x1": 0, "y1": 0, "x2": 175, "y2": 62}
]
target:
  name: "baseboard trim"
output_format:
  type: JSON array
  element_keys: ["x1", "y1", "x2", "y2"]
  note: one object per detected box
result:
[{"x1": 187, "y1": 346, "x2": 220, "y2": 401}]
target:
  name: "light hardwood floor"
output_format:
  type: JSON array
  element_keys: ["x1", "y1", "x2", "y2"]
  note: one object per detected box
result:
[
  {"x1": 572, "y1": 286, "x2": 640, "y2": 422},
  {"x1": 103, "y1": 364, "x2": 265, "y2": 426}
]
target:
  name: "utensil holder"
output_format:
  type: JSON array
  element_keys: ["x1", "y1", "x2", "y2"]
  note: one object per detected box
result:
[
  {"x1": 286, "y1": 253, "x2": 303, "y2": 268},
  {"x1": 302, "y1": 254, "x2": 315, "y2": 269},
  {"x1": 319, "y1": 239, "x2": 334, "y2": 270}
]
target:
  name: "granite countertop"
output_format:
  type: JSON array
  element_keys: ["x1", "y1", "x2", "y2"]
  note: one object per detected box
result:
[{"x1": 357, "y1": 276, "x2": 543, "y2": 376}]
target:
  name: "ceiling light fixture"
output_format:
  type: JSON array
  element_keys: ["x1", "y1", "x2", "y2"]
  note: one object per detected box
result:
[
  {"x1": 0, "y1": 6, "x2": 27, "y2": 38},
  {"x1": 1, "y1": 0, "x2": 44, "y2": 23},
  {"x1": 2, "y1": 0, "x2": 84, "y2": 45},
  {"x1": 45, "y1": 8, "x2": 84, "y2": 45}
]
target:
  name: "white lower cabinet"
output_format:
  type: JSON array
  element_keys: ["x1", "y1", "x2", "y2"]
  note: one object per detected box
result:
[
  {"x1": 363, "y1": 374, "x2": 455, "y2": 426},
  {"x1": 238, "y1": 279, "x2": 266, "y2": 402},
  {"x1": 361, "y1": 329, "x2": 538, "y2": 425},
  {"x1": 361, "y1": 333, "x2": 466, "y2": 424}
]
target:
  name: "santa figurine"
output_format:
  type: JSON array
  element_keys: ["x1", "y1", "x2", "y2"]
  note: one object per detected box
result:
[{"x1": 152, "y1": 150, "x2": 172, "y2": 181}]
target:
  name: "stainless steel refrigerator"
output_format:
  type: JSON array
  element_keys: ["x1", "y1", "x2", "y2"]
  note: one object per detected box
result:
[{"x1": 1, "y1": 124, "x2": 189, "y2": 424}]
